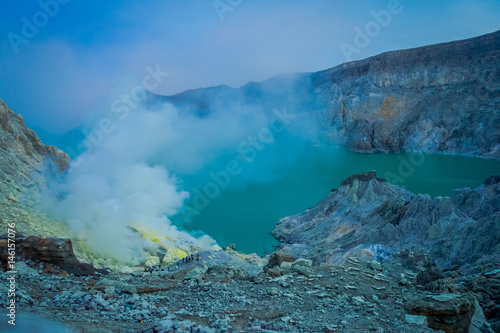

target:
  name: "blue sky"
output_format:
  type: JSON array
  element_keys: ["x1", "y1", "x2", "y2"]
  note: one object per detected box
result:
[{"x1": 0, "y1": 0, "x2": 499, "y2": 135}]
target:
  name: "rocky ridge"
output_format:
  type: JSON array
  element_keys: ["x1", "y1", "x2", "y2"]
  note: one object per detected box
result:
[
  {"x1": 312, "y1": 30, "x2": 500, "y2": 158},
  {"x1": 274, "y1": 171, "x2": 500, "y2": 271},
  {"x1": 149, "y1": 30, "x2": 500, "y2": 159},
  {"x1": 0, "y1": 98, "x2": 71, "y2": 237},
  {"x1": 274, "y1": 171, "x2": 500, "y2": 331}
]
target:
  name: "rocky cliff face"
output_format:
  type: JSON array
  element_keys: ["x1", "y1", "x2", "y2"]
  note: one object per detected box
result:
[
  {"x1": 273, "y1": 171, "x2": 500, "y2": 331},
  {"x1": 149, "y1": 30, "x2": 500, "y2": 159},
  {"x1": 313, "y1": 30, "x2": 500, "y2": 158},
  {"x1": 0, "y1": 98, "x2": 70, "y2": 236},
  {"x1": 273, "y1": 171, "x2": 500, "y2": 271}
]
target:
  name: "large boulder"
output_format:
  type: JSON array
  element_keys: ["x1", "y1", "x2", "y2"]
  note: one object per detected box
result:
[
  {"x1": 0, "y1": 234, "x2": 107, "y2": 276},
  {"x1": 408, "y1": 294, "x2": 492, "y2": 333},
  {"x1": 267, "y1": 252, "x2": 296, "y2": 269}
]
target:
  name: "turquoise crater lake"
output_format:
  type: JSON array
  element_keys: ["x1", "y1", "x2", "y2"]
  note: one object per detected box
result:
[{"x1": 173, "y1": 147, "x2": 500, "y2": 256}]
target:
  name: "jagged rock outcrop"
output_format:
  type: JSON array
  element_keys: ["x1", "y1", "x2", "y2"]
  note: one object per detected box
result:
[
  {"x1": 273, "y1": 171, "x2": 500, "y2": 271},
  {"x1": 0, "y1": 98, "x2": 70, "y2": 236},
  {"x1": 273, "y1": 171, "x2": 500, "y2": 330},
  {"x1": 0, "y1": 98, "x2": 70, "y2": 200},
  {"x1": 148, "y1": 30, "x2": 500, "y2": 159}
]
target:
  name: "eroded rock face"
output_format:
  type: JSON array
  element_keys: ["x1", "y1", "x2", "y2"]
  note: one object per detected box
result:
[
  {"x1": 273, "y1": 171, "x2": 500, "y2": 271},
  {"x1": 149, "y1": 30, "x2": 500, "y2": 159},
  {"x1": 0, "y1": 98, "x2": 71, "y2": 237},
  {"x1": 0, "y1": 98, "x2": 70, "y2": 203},
  {"x1": 312, "y1": 31, "x2": 500, "y2": 159}
]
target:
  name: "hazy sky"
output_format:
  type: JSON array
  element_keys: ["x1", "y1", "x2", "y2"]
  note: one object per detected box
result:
[{"x1": 0, "y1": 0, "x2": 499, "y2": 134}]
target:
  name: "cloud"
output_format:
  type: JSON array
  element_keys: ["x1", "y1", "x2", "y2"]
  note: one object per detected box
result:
[
  {"x1": 2, "y1": 0, "x2": 500, "y2": 136},
  {"x1": 42, "y1": 103, "x2": 227, "y2": 264}
]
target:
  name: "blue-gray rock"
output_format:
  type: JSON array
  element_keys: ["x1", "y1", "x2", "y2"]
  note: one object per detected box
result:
[{"x1": 273, "y1": 171, "x2": 500, "y2": 272}]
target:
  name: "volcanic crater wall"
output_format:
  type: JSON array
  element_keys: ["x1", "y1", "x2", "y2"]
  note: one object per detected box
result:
[
  {"x1": 0, "y1": 98, "x2": 70, "y2": 236},
  {"x1": 150, "y1": 30, "x2": 500, "y2": 159}
]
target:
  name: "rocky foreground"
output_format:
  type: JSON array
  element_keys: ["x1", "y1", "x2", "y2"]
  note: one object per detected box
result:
[
  {"x1": 0, "y1": 242, "x2": 495, "y2": 333},
  {"x1": 1, "y1": 171, "x2": 499, "y2": 333}
]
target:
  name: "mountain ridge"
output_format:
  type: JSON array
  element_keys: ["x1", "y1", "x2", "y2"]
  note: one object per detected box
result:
[{"x1": 148, "y1": 30, "x2": 500, "y2": 159}]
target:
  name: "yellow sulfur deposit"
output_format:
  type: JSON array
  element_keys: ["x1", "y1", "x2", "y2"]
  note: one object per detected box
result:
[
  {"x1": 128, "y1": 225, "x2": 189, "y2": 264},
  {"x1": 128, "y1": 225, "x2": 170, "y2": 243}
]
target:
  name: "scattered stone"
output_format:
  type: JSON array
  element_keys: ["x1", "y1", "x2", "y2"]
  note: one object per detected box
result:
[
  {"x1": 324, "y1": 324, "x2": 340, "y2": 332},
  {"x1": 352, "y1": 296, "x2": 365, "y2": 306},
  {"x1": 253, "y1": 272, "x2": 267, "y2": 284},
  {"x1": 267, "y1": 252, "x2": 296, "y2": 268},
  {"x1": 14, "y1": 262, "x2": 38, "y2": 276},
  {"x1": 483, "y1": 269, "x2": 500, "y2": 277},
  {"x1": 268, "y1": 287, "x2": 279, "y2": 296},
  {"x1": 370, "y1": 260, "x2": 382, "y2": 271},
  {"x1": 399, "y1": 274, "x2": 410, "y2": 286},
  {"x1": 292, "y1": 259, "x2": 313, "y2": 277},
  {"x1": 405, "y1": 314, "x2": 428, "y2": 326},
  {"x1": 184, "y1": 268, "x2": 205, "y2": 284},
  {"x1": 267, "y1": 268, "x2": 282, "y2": 278}
]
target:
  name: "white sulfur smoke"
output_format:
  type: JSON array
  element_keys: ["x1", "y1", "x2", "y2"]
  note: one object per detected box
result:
[
  {"x1": 44, "y1": 104, "x2": 235, "y2": 264},
  {"x1": 43, "y1": 78, "x2": 319, "y2": 264}
]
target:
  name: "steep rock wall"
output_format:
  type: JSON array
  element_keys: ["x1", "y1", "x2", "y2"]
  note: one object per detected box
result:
[{"x1": 0, "y1": 98, "x2": 70, "y2": 236}]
